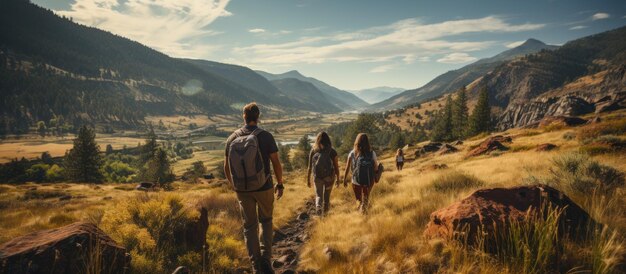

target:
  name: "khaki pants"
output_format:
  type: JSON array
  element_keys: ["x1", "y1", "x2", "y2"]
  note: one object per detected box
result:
[
  {"x1": 314, "y1": 176, "x2": 334, "y2": 213},
  {"x1": 236, "y1": 187, "x2": 274, "y2": 262}
]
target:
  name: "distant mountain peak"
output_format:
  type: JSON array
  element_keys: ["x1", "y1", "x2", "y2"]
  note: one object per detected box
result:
[
  {"x1": 283, "y1": 70, "x2": 304, "y2": 77},
  {"x1": 521, "y1": 38, "x2": 546, "y2": 47}
]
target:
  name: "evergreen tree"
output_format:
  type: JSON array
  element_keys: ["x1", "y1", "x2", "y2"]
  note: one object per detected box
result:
[
  {"x1": 278, "y1": 144, "x2": 293, "y2": 172},
  {"x1": 389, "y1": 133, "x2": 406, "y2": 149},
  {"x1": 143, "y1": 148, "x2": 173, "y2": 187},
  {"x1": 41, "y1": 151, "x2": 53, "y2": 165},
  {"x1": 105, "y1": 144, "x2": 114, "y2": 155},
  {"x1": 451, "y1": 86, "x2": 469, "y2": 140},
  {"x1": 139, "y1": 127, "x2": 158, "y2": 166},
  {"x1": 468, "y1": 88, "x2": 492, "y2": 136},
  {"x1": 296, "y1": 135, "x2": 312, "y2": 169},
  {"x1": 431, "y1": 95, "x2": 454, "y2": 142},
  {"x1": 64, "y1": 125, "x2": 103, "y2": 183}
]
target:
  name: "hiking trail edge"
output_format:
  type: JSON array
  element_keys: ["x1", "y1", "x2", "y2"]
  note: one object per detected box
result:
[{"x1": 271, "y1": 199, "x2": 316, "y2": 274}]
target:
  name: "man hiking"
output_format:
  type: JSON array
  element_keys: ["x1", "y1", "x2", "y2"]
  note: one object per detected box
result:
[
  {"x1": 224, "y1": 102, "x2": 284, "y2": 274},
  {"x1": 306, "y1": 131, "x2": 340, "y2": 216}
]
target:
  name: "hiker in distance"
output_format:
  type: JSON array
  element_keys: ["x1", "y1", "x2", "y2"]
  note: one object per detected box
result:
[
  {"x1": 306, "y1": 131, "x2": 340, "y2": 216},
  {"x1": 224, "y1": 103, "x2": 284, "y2": 274},
  {"x1": 395, "y1": 148, "x2": 404, "y2": 171},
  {"x1": 343, "y1": 133, "x2": 379, "y2": 213}
]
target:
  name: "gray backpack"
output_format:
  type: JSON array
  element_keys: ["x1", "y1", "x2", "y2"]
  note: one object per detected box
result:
[
  {"x1": 312, "y1": 149, "x2": 334, "y2": 180},
  {"x1": 228, "y1": 128, "x2": 267, "y2": 191}
]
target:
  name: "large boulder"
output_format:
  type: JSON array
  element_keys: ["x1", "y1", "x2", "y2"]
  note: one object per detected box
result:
[
  {"x1": 415, "y1": 142, "x2": 443, "y2": 157},
  {"x1": 467, "y1": 137, "x2": 509, "y2": 157},
  {"x1": 424, "y1": 185, "x2": 595, "y2": 247},
  {"x1": 0, "y1": 222, "x2": 129, "y2": 274}
]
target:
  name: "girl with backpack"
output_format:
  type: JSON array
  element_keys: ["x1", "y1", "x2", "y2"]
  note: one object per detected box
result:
[
  {"x1": 395, "y1": 149, "x2": 404, "y2": 171},
  {"x1": 307, "y1": 131, "x2": 340, "y2": 215},
  {"x1": 343, "y1": 133, "x2": 379, "y2": 213}
]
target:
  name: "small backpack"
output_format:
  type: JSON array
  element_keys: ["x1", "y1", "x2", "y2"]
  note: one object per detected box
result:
[
  {"x1": 352, "y1": 151, "x2": 375, "y2": 186},
  {"x1": 312, "y1": 149, "x2": 334, "y2": 180},
  {"x1": 228, "y1": 128, "x2": 267, "y2": 191}
]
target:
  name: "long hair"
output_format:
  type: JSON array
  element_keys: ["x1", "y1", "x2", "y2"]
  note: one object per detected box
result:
[
  {"x1": 314, "y1": 131, "x2": 332, "y2": 151},
  {"x1": 353, "y1": 133, "x2": 371, "y2": 156},
  {"x1": 396, "y1": 148, "x2": 403, "y2": 157}
]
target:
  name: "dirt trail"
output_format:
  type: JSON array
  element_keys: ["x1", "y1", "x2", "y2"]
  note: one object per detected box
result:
[{"x1": 271, "y1": 199, "x2": 316, "y2": 273}]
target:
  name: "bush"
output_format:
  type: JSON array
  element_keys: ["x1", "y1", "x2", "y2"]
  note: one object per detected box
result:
[
  {"x1": 548, "y1": 152, "x2": 625, "y2": 195},
  {"x1": 562, "y1": 131, "x2": 576, "y2": 141},
  {"x1": 430, "y1": 171, "x2": 484, "y2": 193},
  {"x1": 102, "y1": 161, "x2": 136, "y2": 183},
  {"x1": 25, "y1": 164, "x2": 50, "y2": 182},
  {"x1": 577, "y1": 119, "x2": 626, "y2": 143},
  {"x1": 100, "y1": 194, "x2": 198, "y2": 272},
  {"x1": 45, "y1": 164, "x2": 65, "y2": 182}
]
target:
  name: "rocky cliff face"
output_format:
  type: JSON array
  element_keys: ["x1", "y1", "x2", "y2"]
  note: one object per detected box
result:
[{"x1": 497, "y1": 66, "x2": 626, "y2": 130}]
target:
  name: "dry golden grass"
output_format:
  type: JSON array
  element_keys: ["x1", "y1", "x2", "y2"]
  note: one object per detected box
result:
[
  {"x1": 0, "y1": 136, "x2": 146, "y2": 163},
  {"x1": 298, "y1": 116, "x2": 626, "y2": 273}
]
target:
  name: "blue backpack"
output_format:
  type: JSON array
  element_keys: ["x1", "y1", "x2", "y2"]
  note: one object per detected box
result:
[{"x1": 352, "y1": 151, "x2": 375, "y2": 186}]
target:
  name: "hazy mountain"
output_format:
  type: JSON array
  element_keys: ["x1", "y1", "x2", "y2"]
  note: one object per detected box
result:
[
  {"x1": 269, "y1": 78, "x2": 341, "y2": 113},
  {"x1": 257, "y1": 70, "x2": 370, "y2": 110},
  {"x1": 181, "y1": 59, "x2": 325, "y2": 112},
  {"x1": 349, "y1": 87, "x2": 405, "y2": 104},
  {"x1": 369, "y1": 39, "x2": 559, "y2": 111}
]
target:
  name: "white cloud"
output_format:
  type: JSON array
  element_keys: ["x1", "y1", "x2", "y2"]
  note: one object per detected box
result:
[
  {"x1": 505, "y1": 40, "x2": 525, "y2": 48},
  {"x1": 234, "y1": 16, "x2": 544, "y2": 66},
  {"x1": 592, "y1": 13, "x2": 610, "y2": 20},
  {"x1": 56, "y1": 0, "x2": 232, "y2": 58},
  {"x1": 249, "y1": 28, "x2": 266, "y2": 33},
  {"x1": 437, "y1": 53, "x2": 477, "y2": 64},
  {"x1": 370, "y1": 64, "x2": 396, "y2": 73},
  {"x1": 569, "y1": 25, "x2": 587, "y2": 30}
]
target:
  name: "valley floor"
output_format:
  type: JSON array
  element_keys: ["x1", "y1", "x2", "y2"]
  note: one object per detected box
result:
[{"x1": 1, "y1": 111, "x2": 625, "y2": 273}]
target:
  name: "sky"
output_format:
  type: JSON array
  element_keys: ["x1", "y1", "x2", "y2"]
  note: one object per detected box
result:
[{"x1": 33, "y1": 0, "x2": 626, "y2": 91}]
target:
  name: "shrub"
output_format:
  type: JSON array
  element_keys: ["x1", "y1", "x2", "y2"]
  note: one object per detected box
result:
[
  {"x1": 577, "y1": 119, "x2": 626, "y2": 143},
  {"x1": 100, "y1": 194, "x2": 198, "y2": 272},
  {"x1": 562, "y1": 131, "x2": 576, "y2": 141},
  {"x1": 430, "y1": 171, "x2": 484, "y2": 193},
  {"x1": 548, "y1": 152, "x2": 625, "y2": 195},
  {"x1": 102, "y1": 161, "x2": 136, "y2": 183},
  {"x1": 45, "y1": 164, "x2": 65, "y2": 182},
  {"x1": 25, "y1": 164, "x2": 50, "y2": 182}
]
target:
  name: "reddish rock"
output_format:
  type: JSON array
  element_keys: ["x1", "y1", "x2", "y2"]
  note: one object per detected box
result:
[
  {"x1": 0, "y1": 222, "x2": 129, "y2": 274},
  {"x1": 490, "y1": 135, "x2": 513, "y2": 143},
  {"x1": 539, "y1": 116, "x2": 588, "y2": 128},
  {"x1": 467, "y1": 137, "x2": 509, "y2": 157},
  {"x1": 424, "y1": 185, "x2": 595, "y2": 248},
  {"x1": 536, "y1": 143, "x2": 558, "y2": 151}
]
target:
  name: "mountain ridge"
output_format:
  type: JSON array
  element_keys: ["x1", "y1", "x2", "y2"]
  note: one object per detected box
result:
[{"x1": 369, "y1": 38, "x2": 559, "y2": 111}]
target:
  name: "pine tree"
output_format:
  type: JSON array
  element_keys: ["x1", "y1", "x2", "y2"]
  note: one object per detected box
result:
[
  {"x1": 389, "y1": 132, "x2": 406, "y2": 149},
  {"x1": 64, "y1": 125, "x2": 103, "y2": 183},
  {"x1": 278, "y1": 144, "x2": 293, "y2": 172},
  {"x1": 143, "y1": 148, "x2": 173, "y2": 186},
  {"x1": 431, "y1": 95, "x2": 454, "y2": 142},
  {"x1": 139, "y1": 127, "x2": 158, "y2": 166},
  {"x1": 452, "y1": 86, "x2": 469, "y2": 140},
  {"x1": 296, "y1": 135, "x2": 312, "y2": 169},
  {"x1": 105, "y1": 144, "x2": 114, "y2": 155},
  {"x1": 468, "y1": 88, "x2": 492, "y2": 136}
]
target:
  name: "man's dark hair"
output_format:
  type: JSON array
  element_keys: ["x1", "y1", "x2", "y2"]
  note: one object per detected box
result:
[{"x1": 243, "y1": 102, "x2": 260, "y2": 124}]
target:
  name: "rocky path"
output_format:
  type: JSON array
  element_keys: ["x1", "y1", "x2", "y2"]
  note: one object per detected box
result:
[{"x1": 271, "y1": 199, "x2": 316, "y2": 274}]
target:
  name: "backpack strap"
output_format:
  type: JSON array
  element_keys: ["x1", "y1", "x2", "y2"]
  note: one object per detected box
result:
[{"x1": 250, "y1": 128, "x2": 264, "y2": 137}]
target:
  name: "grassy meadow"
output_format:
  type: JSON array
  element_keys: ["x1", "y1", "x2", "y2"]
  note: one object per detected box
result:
[
  {"x1": 1, "y1": 111, "x2": 626, "y2": 273},
  {"x1": 298, "y1": 112, "x2": 626, "y2": 273}
]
